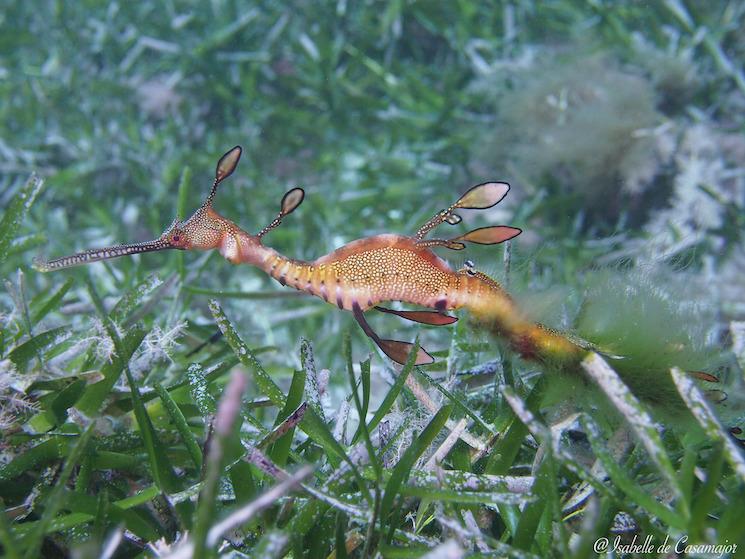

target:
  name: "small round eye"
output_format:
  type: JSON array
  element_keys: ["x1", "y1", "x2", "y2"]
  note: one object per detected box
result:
[{"x1": 172, "y1": 235, "x2": 181, "y2": 242}]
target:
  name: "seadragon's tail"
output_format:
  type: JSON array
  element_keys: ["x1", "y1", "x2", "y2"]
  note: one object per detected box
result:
[
  {"x1": 457, "y1": 267, "x2": 740, "y2": 427},
  {"x1": 455, "y1": 269, "x2": 588, "y2": 370}
]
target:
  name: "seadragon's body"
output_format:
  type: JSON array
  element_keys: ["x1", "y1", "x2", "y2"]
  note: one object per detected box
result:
[
  {"x1": 254, "y1": 233, "x2": 468, "y2": 312},
  {"x1": 31, "y1": 146, "x2": 594, "y2": 368},
  {"x1": 239, "y1": 232, "x2": 582, "y2": 366}
]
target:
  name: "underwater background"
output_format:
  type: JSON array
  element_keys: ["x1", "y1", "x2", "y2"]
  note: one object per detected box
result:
[{"x1": 1, "y1": 2, "x2": 744, "y2": 557}]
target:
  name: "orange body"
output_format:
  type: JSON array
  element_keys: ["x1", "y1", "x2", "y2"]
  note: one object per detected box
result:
[
  {"x1": 265, "y1": 234, "x2": 462, "y2": 311},
  {"x1": 35, "y1": 145, "x2": 585, "y2": 367},
  {"x1": 231, "y1": 231, "x2": 585, "y2": 367}
]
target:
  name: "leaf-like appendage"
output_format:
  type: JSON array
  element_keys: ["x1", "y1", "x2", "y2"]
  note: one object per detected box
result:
[
  {"x1": 455, "y1": 182, "x2": 509, "y2": 209},
  {"x1": 281, "y1": 188, "x2": 305, "y2": 216},
  {"x1": 455, "y1": 226, "x2": 522, "y2": 245},
  {"x1": 378, "y1": 339, "x2": 435, "y2": 365},
  {"x1": 375, "y1": 306, "x2": 458, "y2": 325},
  {"x1": 215, "y1": 146, "x2": 243, "y2": 183}
]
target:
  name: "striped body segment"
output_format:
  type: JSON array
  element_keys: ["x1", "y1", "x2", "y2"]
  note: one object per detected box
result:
[{"x1": 261, "y1": 235, "x2": 458, "y2": 311}]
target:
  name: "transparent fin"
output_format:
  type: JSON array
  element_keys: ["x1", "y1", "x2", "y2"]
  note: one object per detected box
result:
[{"x1": 705, "y1": 389, "x2": 727, "y2": 404}]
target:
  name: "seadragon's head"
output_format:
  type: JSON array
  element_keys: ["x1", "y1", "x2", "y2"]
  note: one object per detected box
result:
[{"x1": 33, "y1": 146, "x2": 304, "y2": 272}]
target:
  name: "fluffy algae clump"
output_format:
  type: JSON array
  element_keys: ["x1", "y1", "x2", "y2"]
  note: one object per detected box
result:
[{"x1": 473, "y1": 53, "x2": 670, "y2": 230}]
